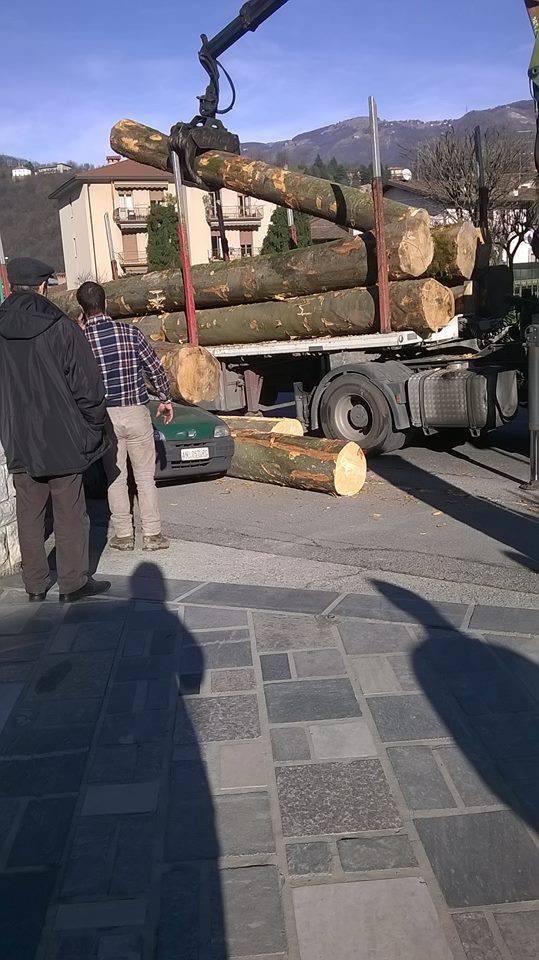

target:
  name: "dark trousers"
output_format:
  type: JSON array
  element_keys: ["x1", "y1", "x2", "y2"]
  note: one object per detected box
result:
[{"x1": 13, "y1": 472, "x2": 90, "y2": 595}]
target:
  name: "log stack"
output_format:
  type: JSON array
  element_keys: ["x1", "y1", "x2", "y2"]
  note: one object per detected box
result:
[{"x1": 49, "y1": 117, "x2": 483, "y2": 497}]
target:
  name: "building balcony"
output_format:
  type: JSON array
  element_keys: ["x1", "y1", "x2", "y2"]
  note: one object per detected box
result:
[
  {"x1": 204, "y1": 202, "x2": 264, "y2": 228},
  {"x1": 113, "y1": 206, "x2": 151, "y2": 228},
  {"x1": 117, "y1": 252, "x2": 147, "y2": 275}
]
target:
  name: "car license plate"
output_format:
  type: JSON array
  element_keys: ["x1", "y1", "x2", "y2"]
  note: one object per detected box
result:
[{"x1": 181, "y1": 447, "x2": 210, "y2": 462}]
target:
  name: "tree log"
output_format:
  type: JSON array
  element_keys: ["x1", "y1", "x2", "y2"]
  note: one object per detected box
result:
[
  {"x1": 427, "y1": 222, "x2": 482, "y2": 281},
  {"x1": 152, "y1": 343, "x2": 220, "y2": 404},
  {"x1": 110, "y1": 119, "x2": 422, "y2": 231},
  {"x1": 222, "y1": 416, "x2": 304, "y2": 436},
  {"x1": 228, "y1": 432, "x2": 366, "y2": 496},
  {"x1": 148, "y1": 279, "x2": 454, "y2": 345},
  {"x1": 51, "y1": 217, "x2": 434, "y2": 321}
]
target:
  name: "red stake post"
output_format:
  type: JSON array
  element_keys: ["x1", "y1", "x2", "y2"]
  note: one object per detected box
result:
[
  {"x1": 0, "y1": 229, "x2": 10, "y2": 301},
  {"x1": 369, "y1": 96, "x2": 391, "y2": 334},
  {"x1": 171, "y1": 151, "x2": 199, "y2": 345}
]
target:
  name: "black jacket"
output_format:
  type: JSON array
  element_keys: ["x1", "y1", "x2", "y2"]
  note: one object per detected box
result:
[{"x1": 0, "y1": 291, "x2": 108, "y2": 477}]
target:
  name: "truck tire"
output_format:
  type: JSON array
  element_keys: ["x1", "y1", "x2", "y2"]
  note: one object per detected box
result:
[{"x1": 318, "y1": 373, "x2": 405, "y2": 456}]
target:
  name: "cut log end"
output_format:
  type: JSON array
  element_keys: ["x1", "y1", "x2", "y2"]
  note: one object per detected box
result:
[
  {"x1": 154, "y1": 343, "x2": 220, "y2": 404},
  {"x1": 397, "y1": 213, "x2": 435, "y2": 279},
  {"x1": 334, "y1": 442, "x2": 367, "y2": 496},
  {"x1": 419, "y1": 278, "x2": 456, "y2": 331}
]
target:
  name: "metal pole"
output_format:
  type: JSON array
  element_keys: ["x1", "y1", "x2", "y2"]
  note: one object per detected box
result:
[
  {"x1": 369, "y1": 96, "x2": 391, "y2": 334},
  {"x1": 171, "y1": 150, "x2": 198, "y2": 345},
  {"x1": 214, "y1": 191, "x2": 230, "y2": 260},
  {"x1": 474, "y1": 126, "x2": 489, "y2": 240},
  {"x1": 286, "y1": 207, "x2": 299, "y2": 248},
  {"x1": 0, "y1": 229, "x2": 10, "y2": 301},
  {"x1": 522, "y1": 322, "x2": 539, "y2": 490},
  {"x1": 103, "y1": 213, "x2": 119, "y2": 280}
]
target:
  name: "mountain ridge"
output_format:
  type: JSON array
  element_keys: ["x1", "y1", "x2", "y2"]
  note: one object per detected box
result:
[{"x1": 242, "y1": 100, "x2": 535, "y2": 167}]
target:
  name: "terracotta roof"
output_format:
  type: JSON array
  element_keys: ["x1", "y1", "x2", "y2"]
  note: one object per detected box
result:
[
  {"x1": 310, "y1": 217, "x2": 352, "y2": 242},
  {"x1": 49, "y1": 159, "x2": 173, "y2": 199}
]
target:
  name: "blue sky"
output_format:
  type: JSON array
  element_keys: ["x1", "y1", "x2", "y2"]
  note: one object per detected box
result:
[{"x1": 2, "y1": 0, "x2": 534, "y2": 164}]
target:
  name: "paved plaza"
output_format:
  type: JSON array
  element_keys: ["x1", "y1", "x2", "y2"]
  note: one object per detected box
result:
[{"x1": 0, "y1": 566, "x2": 537, "y2": 959}]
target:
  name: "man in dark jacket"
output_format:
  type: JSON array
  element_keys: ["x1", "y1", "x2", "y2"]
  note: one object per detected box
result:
[{"x1": 0, "y1": 258, "x2": 111, "y2": 602}]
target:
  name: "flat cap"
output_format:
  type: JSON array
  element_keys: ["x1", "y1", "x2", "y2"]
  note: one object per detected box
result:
[{"x1": 7, "y1": 257, "x2": 55, "y2": 286}]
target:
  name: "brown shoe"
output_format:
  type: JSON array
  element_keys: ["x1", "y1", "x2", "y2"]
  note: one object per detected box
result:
[
  {"x1": 109, "y1": 535, "x2": 135, "y2": 551},
  {"x1": 143, "y1": 533, "x2": 170, "y2": 551}
]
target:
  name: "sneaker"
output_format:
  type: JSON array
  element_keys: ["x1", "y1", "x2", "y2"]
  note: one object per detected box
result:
[
  {"x1": 109, "y1": 535, "x2": 135, "y2": 551},
  {"x1": 142, "y1": 533, "x2": 170, "y2": 551},
  {"x1": 59, "y1": 578, "x2": 112, "y2": 603}
]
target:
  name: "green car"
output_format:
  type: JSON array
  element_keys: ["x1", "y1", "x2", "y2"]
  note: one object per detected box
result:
[
  {"x1": 84, "y1": 401, "x2": 233, "y2": 497},
  {"x1": 149, "y1": 400, "x2": 234, "y2": 480}
]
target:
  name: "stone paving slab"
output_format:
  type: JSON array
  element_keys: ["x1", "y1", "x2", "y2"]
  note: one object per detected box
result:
[
  {"x1": 292, "y1": 878, "x2": 454, "y2": 960},
  {"x1": 0, "y1": 577, "x2": 537, "y2": 959}
]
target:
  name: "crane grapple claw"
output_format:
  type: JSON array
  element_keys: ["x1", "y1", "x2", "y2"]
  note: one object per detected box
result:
[{"x1": 169, "y1": 119, "x2": 241, "y2": 189}]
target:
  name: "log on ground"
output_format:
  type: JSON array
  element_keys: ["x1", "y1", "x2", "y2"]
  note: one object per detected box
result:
[
  {"x1": 228, "y1": 431, "x2": 366, "y2": 496},
  {"x1": 222, "y1": 416, "x2": 304, "y2": 436},
  {"x1": 155, "y1": 279, "x2": 455, "y2": 345},
  {"x1": 152, "y1": 343, "x2": 220, "y2": 404},
  {"x1": 51, "y1": 216, "x2": 434, "y2": 321},
  {"x1": 428, "y1": 222, "x2": 482, "y2": 281},
  {"x1": 110, "y1": 119, "x2": 422, "y2": 232}
]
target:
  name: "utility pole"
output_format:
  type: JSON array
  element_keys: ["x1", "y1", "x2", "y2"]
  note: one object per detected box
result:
[
  {"x1": 0, "y1": 230, "x2": 10, "y2": 302},
  {"x1": 369, "y1": 96, "x2": 391, "y2": 334},
  {"x1": 171, "y1": 151, "x2": 198, "y2": 345},
  {"x1": 103, "y1": 213, "x2": 119, "y2": 280}
]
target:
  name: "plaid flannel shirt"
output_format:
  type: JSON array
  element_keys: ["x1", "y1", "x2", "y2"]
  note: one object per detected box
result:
[{"x1": 85, "y1": 314, "x2": 170, "y2": 407}]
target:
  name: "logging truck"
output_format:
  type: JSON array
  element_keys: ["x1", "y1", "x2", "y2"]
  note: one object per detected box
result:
[{"x1": 204, "y1": 314, "x2": 521, "y2": 457}]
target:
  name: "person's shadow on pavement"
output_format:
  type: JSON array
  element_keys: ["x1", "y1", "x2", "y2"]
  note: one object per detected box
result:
[
  {"x1": 370, "y1": 580, "x2": 539, "y2": 831},
  {"x1": 127, "y1": 562, "x2": 228, "y2": 957}
]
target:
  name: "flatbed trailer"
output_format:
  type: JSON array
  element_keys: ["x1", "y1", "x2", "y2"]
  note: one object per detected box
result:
[{"x1": 205, "y1": 316, "x2": 522, "y2": 456}]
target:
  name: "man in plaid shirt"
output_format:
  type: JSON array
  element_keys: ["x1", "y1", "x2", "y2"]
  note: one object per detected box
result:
[{"x1": 77, "y1": 281, "x2": 172, "y2": 551}]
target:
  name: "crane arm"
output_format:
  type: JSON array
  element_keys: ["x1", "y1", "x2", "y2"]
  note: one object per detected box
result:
[{"x1": 203, "y1": 0, "x2": 290, "y2": 60}]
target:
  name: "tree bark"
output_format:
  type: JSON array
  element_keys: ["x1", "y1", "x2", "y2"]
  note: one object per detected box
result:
[
  {"x1": 427, "y1": 222, "x2": 482, "y2": 281},
  {"x1": 110, "y1": 119, "x2": 422, "y2": 231},
  {"x1": 51, "y1": 217, "x2": 434, "y2": 321},
  {"x1": 152, "y1": 343, "x2": 220, "y2": 404},
  {"x1": 150, "y1": 279, "x2": 454, "y2": 345},
  {"x1": 228, "y1": 432, "x2": 366, "y2": 496},
  {"x1": 223, "y1": 416, "x2": 304, "y2": 436}
]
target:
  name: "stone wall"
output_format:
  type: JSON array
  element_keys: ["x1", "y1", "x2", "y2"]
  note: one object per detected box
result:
[{"x1": 0, "y1": 445, "x2": 20, "y2": 576}]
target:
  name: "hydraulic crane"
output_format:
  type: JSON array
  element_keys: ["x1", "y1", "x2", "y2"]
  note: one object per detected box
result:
[{"x1": 170, "y1": 0, "x2": 290, "y2": 187}]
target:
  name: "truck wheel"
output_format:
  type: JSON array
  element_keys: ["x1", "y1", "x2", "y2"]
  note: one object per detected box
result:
[{"x1": 318, "y1": 374, "x2": 404, "y2": 456}]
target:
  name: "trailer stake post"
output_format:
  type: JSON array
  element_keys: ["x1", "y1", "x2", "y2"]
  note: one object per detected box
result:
[
  {"x1": 0, "y1": 229, "x2": 10, "y2": 302},
  {"x1": 369, "y1": 96, "x2": 391, "y2": 334},
  {"x1": 171, "y1": 150, "x2": 199, "y2": 345},
  {"x1": 522, "y1": 321, "x2": 539, "y2": 491}
]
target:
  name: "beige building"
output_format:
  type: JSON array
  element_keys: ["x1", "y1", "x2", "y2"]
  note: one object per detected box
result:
[{"x1": 50, "y1": 157, "x2": 276, "y2": 290}]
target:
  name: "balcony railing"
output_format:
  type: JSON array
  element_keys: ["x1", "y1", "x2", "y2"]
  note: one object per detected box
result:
[
  {"x1": 209, "y1": 246, "x2": 262, "y2": 261},
  {"x1": 117, "y1": 253, "x2": 148, "y2": 271},
  {"x1": 113, "y1": 206, "x2": 151, "y2": 225},
  {"x1": 204, "y1": 203, "x2": 264, "y2": 225}
]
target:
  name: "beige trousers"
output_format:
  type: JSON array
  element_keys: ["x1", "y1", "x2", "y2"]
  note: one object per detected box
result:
[{"x1": 103, "y1": 405, "x2": 161, "y2": 538}]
